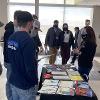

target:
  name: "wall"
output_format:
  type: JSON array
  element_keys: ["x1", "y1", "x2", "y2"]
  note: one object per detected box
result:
[
  {"x1": 0, "y1": 0, "x2": 8, "y2": 40},
  {"x1": 80, "y1": 0, "x2": 100, "y2": 5},
  {"x1": 92, "y1": 6, "x2": 100, "y2": 56}
]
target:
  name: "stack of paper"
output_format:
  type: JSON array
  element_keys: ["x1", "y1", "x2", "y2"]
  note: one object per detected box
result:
[
  {"x1": 59, "y1": 81, "x2": 74, "y2": 88},
  {"x1": 38, "y1": 85, "x2": 58, "y2": 94},
  {"x1": 70, "y1": 75, "x2": 83, "y2": 81},
  {"x1": 52, "y1": 71, "x2": 67, "y2": 76},
  {"x1": 42, "y1": 79, "x2": 59, "y2": 86},
  {"x1": 53, "y1": 75, "x2": 70, "y2": 80},
  {"x1": 57, "y1": 87, "x2": 74, "y2": 95},
  {"x1": 57, "y1": 81, "x2": 74, "y2": 95},
  {"x1": 67, "y1": 70, "x2": 80, "y2": 76}
]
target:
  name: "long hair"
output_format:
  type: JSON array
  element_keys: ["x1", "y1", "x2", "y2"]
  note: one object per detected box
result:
[{"x1": 85, "y1": 26, "x2": 97, "y2": 46}]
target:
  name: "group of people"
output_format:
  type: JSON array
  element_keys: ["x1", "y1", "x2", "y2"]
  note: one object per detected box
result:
[
  {"x1": 45, "y1": 19, "x2": 97, "y2": 81},
  {"x1": 45, "y1": 20, "x2": 74, "y2": 65},
  {"x1": 1, "y1": 10, "x2": 97, "y2": 100}
]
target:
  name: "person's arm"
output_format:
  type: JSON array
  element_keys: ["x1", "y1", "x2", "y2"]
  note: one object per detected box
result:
[
  {"x1": 0, "y1": 21, "x2": 4, "y2": 27},
  {"x1": 36, "y1": 33, "x2": 42, "y2": 47},
  {"x1": 36, "y1": 34, "x2": 44, "y2": 53},
  {"x1": 59, "y1": 31, "x2": 63, "y2": 47},
  {"x1": 23, "y1": 38, "x2": 38, "y2": 83},
  {"x1": 70, "y1": 31, "x2": 75, "y2": 49},
  {"x1": 45, "y1": 28, "x2": 50, "y2": 47}
]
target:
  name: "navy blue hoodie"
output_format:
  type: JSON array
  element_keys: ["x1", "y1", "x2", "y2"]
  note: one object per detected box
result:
[{"x1": 7, "y1": 31, "x2": 38, "y2": 90}]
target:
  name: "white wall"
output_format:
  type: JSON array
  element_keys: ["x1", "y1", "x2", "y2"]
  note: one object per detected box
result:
[
  {"x1": 80, "y1": 0, "x2": 100, "y2": 5},
  {"x1": 92, "y1": 6, "x2": 100, "y2": 56},
  {"x1": 0, "y1": 0, "x2": 7, "y2": 40}
]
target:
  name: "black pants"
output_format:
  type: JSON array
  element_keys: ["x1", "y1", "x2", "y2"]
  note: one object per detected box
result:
[
  {"x1": 61, "y1": 43, "x2": 70, "y2": 65},
  {"x1": 71, "y1": 54, "x2": 77, "y2": 64}
]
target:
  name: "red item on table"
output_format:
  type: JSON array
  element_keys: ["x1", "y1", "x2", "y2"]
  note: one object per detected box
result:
[{"x1": 43, "y1": 73, "x2": 52, "y2": 79}]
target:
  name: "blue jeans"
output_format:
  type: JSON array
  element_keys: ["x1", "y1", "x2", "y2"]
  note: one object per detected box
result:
[
  {"x1": 4, "y1": 62, "x2": 12, "y2": 100},
  {"x1": 78, "y1": 67, "x2": 92, "y2": 76},
  {"x1": 11, "y1": 85, "x2": 38, "y2": 100},
  {"x1": 78, "y1": 66, "x2": 92, "y2": 81}
]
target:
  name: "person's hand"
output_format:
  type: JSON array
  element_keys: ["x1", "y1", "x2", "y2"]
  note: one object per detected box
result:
[
  {"x1": 39, "y1": 46, "x2": 44, "y2": 53},
  {"x1": 74, "y1": 48, "x2": 80, "y2": 54},
  {"x1": 44, "y1": 44, "x2": 47, "y2": 49}
]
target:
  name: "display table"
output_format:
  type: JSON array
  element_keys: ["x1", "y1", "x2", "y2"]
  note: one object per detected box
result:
[
  {"x1": 40, "y1": 93, "x2": 98, "y2": 100},
  {"x1": 38, "y1": 64, "x2": 98, "y2": 100}
]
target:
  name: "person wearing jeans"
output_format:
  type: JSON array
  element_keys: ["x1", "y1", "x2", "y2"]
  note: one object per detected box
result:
[
  {"x1": 7, "y1": 11, "x2": 38, "y2": 100},
  {"x1": 11, "y1": 85, "x2": 38, "y2": 100},
  {"x1": 77, "y1": 26, "x2": 97, "y2": 81},
  {"x1": 3, "y1": 11, "x2": 22, "y2": 100}
]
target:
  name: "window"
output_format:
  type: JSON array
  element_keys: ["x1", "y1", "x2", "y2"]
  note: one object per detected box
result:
[
  {"x1": 39, "y1": 0, "x2": 64, "y2": 4},
  {"x1": 8, "y1": 5, "x2": 35, "y2": 21},
  {"x1": 64, "y1": 7, "x2": 93, "y2": 32},
  {"x1": 8, "y1": 0, "x2": 93, "y2": 44},
  {"x1": 9, "y1": 0, "x2": 35, "y2": 3},
  {"x1": 39, "y1": 6, "x2": 64, "y2": 43},
  {"x1": 65, "y1": 0, "x2": 75, "y2": 4}
]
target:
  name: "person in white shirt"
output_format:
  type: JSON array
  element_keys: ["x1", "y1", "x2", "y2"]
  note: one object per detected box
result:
[{"x1": 60, "y1": 23, "x2": 74, "y2": 65}]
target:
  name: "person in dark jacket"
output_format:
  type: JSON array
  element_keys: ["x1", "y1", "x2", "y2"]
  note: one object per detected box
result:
[
  {"x1": 31, "y1": 33, "x2": 43, "y2": 58},
  {"x1": 4, "y1": 21, "x2": 14, "y2": 63},
  {"x1": 71, "y1": 27, "x2": 80, "y2": 65},
  {"x1": 3, "y1": 21, "x2": 14, "y2": 100},
  {"x1": 0, "y1": 21, "x2": 4, "y2": 76},
  {"x1": 3, "y1": 10, "x2": 22, "y2": 100},
  {"x1": 60, "y1": 23, "x2": 74, "y2": 65},
  {"x1": 7, "y1": 11, "x2": 38, "y2": 100},
  {"x1": 45, "y1": 20, "x2": 62, "y2": 64},
  {"x1": 30, "y1": 15, "x2": 43, "y2": 59},
  {"x1": 76, "y1": 26, "x2": 97, "y2": 81}
]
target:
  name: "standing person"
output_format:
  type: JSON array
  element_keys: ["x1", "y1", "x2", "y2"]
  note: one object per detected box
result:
[
  {"x1": 76, "y1": 19, "x2": 91, "y2": 53},
  {"x1": 0, "y1": 21, "x2": 4, "y2": 27},
  {"x1": 77, "y1": 26, "x2": 97, "y2": 81},
  {"x1": 85, "y1": 19, "x2": 90, "y2": 26},
  {"x1": 7, "y1": 11, "x2": 38, "y2": 100},
  {"x1": 3, "y1": 21, "x2": 14, "y2": 100},
  {"x1": 32, "y1": 14, "x2": 42, "y2": 32},
  {"x1": 45, "y1": 20, "x2": 62, "y2": 65},
  {"x1": 3, "y1": 10, "x2": 22, "y2": 100},
  {"x1": 13, "y1": 10, "x2": 22, "y2": 32},
  {"x1": 31, "y1": 15, "x2": 43, "y2": 59},
  {"x1": 71, "y1": 27, "x2": 80, "y2": 65},
  {"x1": 60, "y1": 23, "x2": 74, "y2": 65},
  {"x1": 0, "y1": 21, "x2": 4, "y2": 76}
]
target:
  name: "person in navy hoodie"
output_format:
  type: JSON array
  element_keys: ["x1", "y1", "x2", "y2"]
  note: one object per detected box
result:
[
  {"x1": 7, "y1": 11, "x2": 38, "y2": 100},
  {"x1": 3, "y1": 10, "x2": 22, "y2": 100}
]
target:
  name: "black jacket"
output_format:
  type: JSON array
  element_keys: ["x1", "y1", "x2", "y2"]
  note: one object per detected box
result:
[
  {"x1": 3, "y1": 21, "x2": 14, "y2": 63},
  {"x1": 60, "y1": 30, "x2": 75, "y2": 49},
  {"x1": 78, "y1": 40, "x2": 96, "y2": 68},
  {"x1": 45, "y1": 27, "x2": 62, "y2": 49},
  {"x1": 32, "y1": 33, "x2": 42, "y2": 53}
]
